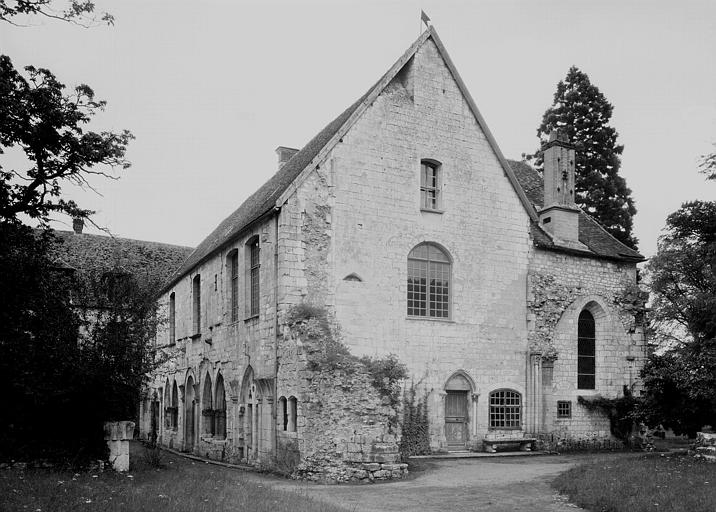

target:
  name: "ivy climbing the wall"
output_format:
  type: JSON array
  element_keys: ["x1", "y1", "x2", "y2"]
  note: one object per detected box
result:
[{"x1": 399, "y1": 382, "x2": 431, "y2": 458}]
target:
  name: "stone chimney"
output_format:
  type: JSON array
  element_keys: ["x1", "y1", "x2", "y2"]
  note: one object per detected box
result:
[
  {"x1": 538, "y1": 130, "x2": 587, "y2": 250},
  {"x1": 72, "y1": 217, "x2": 84, "y2": 234},
  {"x1": 276, "y1": 146, "x2": 299, "y2": 170}
]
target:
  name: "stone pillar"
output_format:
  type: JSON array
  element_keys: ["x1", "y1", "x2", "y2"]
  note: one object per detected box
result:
[
  {"x1": 104, "y1": 421, "x2": 135, "y2": 472},
  {"x1": 527, "y1": 353, "x2": 542, "y2": 434},
  {"x1": 541, "y1": 360, "x2": 554, "y2": 432},
  {"x1": 470, "y1": 393, "x2": 479, "y2": 439}
]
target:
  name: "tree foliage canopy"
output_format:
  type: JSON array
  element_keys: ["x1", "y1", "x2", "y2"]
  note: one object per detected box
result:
[
  {"x1": 640, "y1": 167, "x2": 716, "y2": 436},
  {"x1": 535, "y1": 66, "x2": 638, "y2": 249},
  {"x1": 0, "y1": 54, "x2": 132, "y2": 224}
]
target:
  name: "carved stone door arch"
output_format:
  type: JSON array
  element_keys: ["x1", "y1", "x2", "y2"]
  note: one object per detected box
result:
[{"x1": 444, "y1": 371, "x2": 474, "y2": 451}]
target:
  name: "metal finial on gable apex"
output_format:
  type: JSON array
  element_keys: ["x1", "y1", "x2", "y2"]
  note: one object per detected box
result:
[{"x1": 421, "y1": 9, "x2": 431, "y2": 28}]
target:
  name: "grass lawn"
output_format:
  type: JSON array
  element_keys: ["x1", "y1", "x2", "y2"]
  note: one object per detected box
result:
[
  {"x1": 553, "y1": 453, "x2": 716, "y2": 512},
  {"x1": 0, "y1": 443, "x2": 347, "y2": 512}
]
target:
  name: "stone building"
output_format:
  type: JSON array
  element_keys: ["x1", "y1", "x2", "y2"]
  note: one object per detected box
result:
[{"x1": 140, "y1": 26, "x2": 646, "y2": 478}]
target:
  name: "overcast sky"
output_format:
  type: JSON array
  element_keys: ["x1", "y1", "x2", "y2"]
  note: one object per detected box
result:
[{"x1": 4, "y1": 0, "x2": 715, "y2": 258}]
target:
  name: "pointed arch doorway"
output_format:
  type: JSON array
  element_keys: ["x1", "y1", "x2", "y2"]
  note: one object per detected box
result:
[{"x1": 444, "y1": 372, "x2": 474, "y2": 450}]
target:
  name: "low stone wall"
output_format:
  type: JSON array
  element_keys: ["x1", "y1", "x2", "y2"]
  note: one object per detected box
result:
[{"x1": 295, "y1": 458, "x2": 408, "y2": 482}]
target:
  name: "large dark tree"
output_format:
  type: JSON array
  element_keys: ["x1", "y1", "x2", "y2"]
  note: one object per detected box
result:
[
  {"x1": 0, "y1": 54, "x2": 132, "y2": 224},
  {"x1": 535, "y1": 66, "x2": 638, "y2": 250},
  {"x1": 0, "y1": 222, "x2": 162, "y2": 463},
  {"x1": 639, "y1": 167, "x2": 716, "y2": 435}
]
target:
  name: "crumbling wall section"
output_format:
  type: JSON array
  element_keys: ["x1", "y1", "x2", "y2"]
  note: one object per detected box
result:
[
  {"x1": 277, "y1": 315, "x2": 407, "y2": 483},
  {"x1": 528, "y1": 248, "x2": 648, "y2": 438}
]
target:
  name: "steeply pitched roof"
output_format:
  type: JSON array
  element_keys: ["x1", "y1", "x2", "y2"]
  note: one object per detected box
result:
[
  {"x1": 507, "y1": 159, "x2": 644, "y2": 262},
  {"x1": 164, "y1": 27, "x2": 543, "y2": 292},
  {"x1": 50, "y1": 230, "x2": 194, "y2": 288}
]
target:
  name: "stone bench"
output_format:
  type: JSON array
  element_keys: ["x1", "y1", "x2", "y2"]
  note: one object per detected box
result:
[{"x1": 482, "y1": 437, "x2": 537, "y2": 453}]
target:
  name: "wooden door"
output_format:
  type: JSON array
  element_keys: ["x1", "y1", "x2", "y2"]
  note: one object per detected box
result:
[{"x1": 445, "y1": 391, "x2": 468, "y2": 449}]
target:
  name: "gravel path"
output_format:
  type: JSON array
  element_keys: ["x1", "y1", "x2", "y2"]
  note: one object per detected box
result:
[{"x1": 266, "y1": 455, "x2": 587, "y2": 512}]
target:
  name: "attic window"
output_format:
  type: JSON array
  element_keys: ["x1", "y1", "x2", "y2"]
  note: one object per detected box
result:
[
  {"x1": 420, "y1": 160, "x2": 442, "y2": 211},
  {"x1": 543, "y1": 217, "x2": 551, "y2": 224},
  {"x1": 343, "y1": 273, "x2": 363, "y2": 282}
]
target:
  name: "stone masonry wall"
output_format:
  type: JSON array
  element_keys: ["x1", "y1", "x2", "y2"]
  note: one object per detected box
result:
[
  {"x1": 276, "y1": 318, "x2": 406, "y2": 483},
  {"x1": 142, "y1": 217, "x2": 279, "y2": 464},
  {"x1": 324, "y1": 37, "x2": 533, "y2": 450},
  {"x1": 528, "y1": 249, "x2": 647, "y2": 438}
]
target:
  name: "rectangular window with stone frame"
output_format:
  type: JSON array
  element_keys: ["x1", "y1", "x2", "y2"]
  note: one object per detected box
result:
[
  {"x1": 420, "y1": 160, "x2": 442, "y2": 211},
  {"x1": 557, "y1": 400, "x2": 572, "y2": 418},
  {"x1": 247, "y1": 237, "x2": 260, "y2": 318}
]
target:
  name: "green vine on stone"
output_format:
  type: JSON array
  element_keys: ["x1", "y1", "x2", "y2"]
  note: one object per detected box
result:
[{"x1": 577, "y1": 385, "x2": 638, "y2": 443}]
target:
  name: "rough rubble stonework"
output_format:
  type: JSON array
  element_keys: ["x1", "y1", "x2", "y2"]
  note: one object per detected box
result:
[{"x1": 139, "y1": 26, "x2": 647, "y2": 480}]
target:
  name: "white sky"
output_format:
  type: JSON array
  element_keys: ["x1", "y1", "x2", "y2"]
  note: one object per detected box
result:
[{"x1": 3, "y1": 0, "x2": 716, "y2": 258}]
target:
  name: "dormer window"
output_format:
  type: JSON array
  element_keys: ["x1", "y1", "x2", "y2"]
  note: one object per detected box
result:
[{"x1": 420, "y1": 160, "x2": 442, "y2": 211}]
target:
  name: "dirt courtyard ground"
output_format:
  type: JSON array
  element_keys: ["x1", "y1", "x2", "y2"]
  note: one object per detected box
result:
[{"x1": 261, "y1": 455, "x2": 589, "y2": 512}]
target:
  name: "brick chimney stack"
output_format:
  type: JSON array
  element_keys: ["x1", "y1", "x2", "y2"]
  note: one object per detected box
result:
[
  {"x1": 276, "y1": 146, "x2": 299, "y2": 170},
  {"x1": 538, "y1": 130, "x2": 586, "y2": 250},
  {"x1": 72, "y1": 217, "x2": 84, "y2": 234}
]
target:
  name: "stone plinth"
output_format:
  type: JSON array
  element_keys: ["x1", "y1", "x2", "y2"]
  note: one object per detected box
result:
[
  {"x1": 693, "y1": 432, "x2": 716, "y2": 462},
  {"x1": 104, "y1": 421, "x2": 135, "y2": 472}
]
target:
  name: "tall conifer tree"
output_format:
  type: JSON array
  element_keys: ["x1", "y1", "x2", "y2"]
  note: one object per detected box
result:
[{"x1": 536, "y1": 66, "x2": 638, "y2": 249}]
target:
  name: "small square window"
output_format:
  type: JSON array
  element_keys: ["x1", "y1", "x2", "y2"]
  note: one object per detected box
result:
[{"x1": 557, "y1": 400, "x2": 571, "y2": 418}]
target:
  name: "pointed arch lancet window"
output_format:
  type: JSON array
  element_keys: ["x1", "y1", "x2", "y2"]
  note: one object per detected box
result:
[
  {"x1": 407, "y1": 243, "x2": 450, "y2": 318},
  {"x1": 215, "y1": 374, "x2": 227, "y2": 439},
  {"x1": 578, "y1": 310, "x2": 596, "y2": 390},
  {"x1": 171, "y1": 380, "x2": 178, "y2": 429},
  {"x1": 202, "y1": 374, "x2": 213, "y2": 435}
]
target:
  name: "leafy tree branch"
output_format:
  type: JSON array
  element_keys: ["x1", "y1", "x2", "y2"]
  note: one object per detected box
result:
[{"x1": 0, "y1": 54, "x2": 133, "y2": 224}]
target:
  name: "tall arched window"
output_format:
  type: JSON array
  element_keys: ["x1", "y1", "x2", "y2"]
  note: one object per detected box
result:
[
  {"x1": 578, "y1": 310, "x2": 596, "y2": 389},
  {"x1": 164, "y1": 381, "x2": 171, "y2": 429},
  {"x1": 215, "y1": 373, "x2": 227, "y2": 439},
  {"x1": 168, "y1": 292, "x2": 175, "y2": 345},
  {"x1": 227, "y1": 250, "x2": 239, "y2": 322},
  {"x1": 192, "y1": 275, "x2": 201, "y2": 334},
  {"x1": 407, "y1": 243, "x2": 450, "y2": 318},
  {"x1": 489, "y1": 389, "x2": 521, "y2": 429},
  {"x1": 171, "y1": 380, "x2": 179, "y2": 430},
  {"x1": 246, "y1": 237, "x2": 260, "y2": 317}
]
